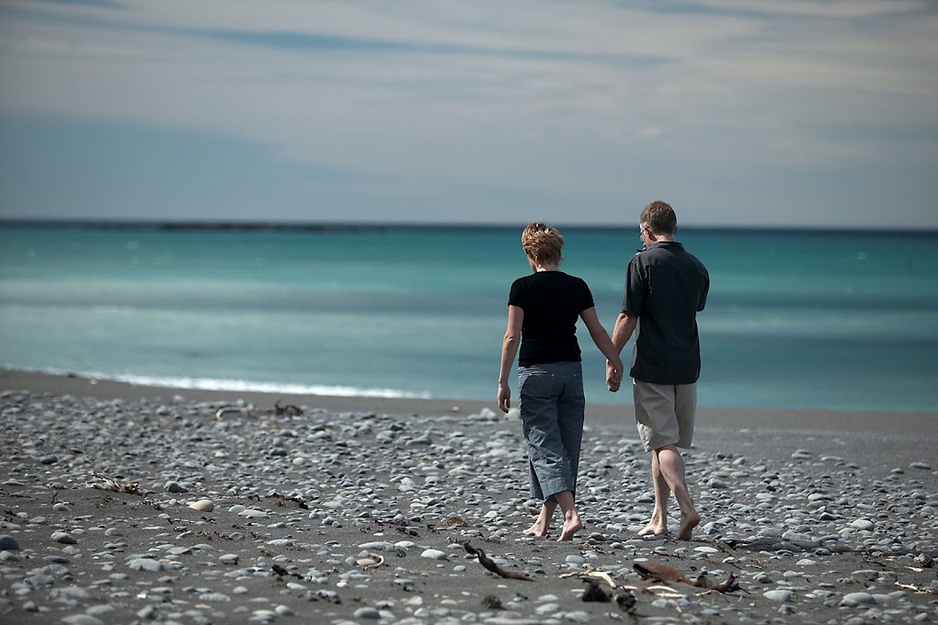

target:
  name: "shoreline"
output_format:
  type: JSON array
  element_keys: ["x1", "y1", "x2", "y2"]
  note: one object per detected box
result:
[
  {"x1": 1, "y1": 368, "x2": 936, "y2": 624},
  {"x1": 2, "y1": 368, "x2": 935, "y2": 434}
]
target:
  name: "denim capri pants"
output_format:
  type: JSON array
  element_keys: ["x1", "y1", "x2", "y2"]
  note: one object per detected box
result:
[{"x1": 518, "y1": 361, "x2": 586, "y2": 502}]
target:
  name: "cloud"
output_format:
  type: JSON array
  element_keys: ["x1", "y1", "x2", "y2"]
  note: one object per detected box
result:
[{"x1": 1, "y1": 0, "x2": 936, "y2": 227}]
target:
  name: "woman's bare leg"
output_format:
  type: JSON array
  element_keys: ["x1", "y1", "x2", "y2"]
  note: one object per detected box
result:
[
  {"x1": 554, "y1": 491, "x2": 582, "y2": 541},
  {"x1": 524, "y1": 500, "x2": 557, "y2": 537}
]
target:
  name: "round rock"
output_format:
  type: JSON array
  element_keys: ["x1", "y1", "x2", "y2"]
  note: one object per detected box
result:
[
  {"x1": 51, "y1": 531, "x2": 77, "y2": 545},
  {"x1": 841, "y1": 592, "x2": 877, "y2": 607},
  {"x1": 0, "y1": 535, "x2": 20, "y2": 551},
  {"x1": 763, "y1": 589, "x2": 793, "y2": 602},
  {"x1": 189, "y1": 499, "x2": 215, "y2": 512}
]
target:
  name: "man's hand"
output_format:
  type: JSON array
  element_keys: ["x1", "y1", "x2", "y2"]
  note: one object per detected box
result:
[{"x1": 606, "y1": 360, "x2": 622, "y2": 393}]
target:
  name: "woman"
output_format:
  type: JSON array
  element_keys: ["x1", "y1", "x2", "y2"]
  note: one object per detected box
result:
[{"x1": 497, "y1": 222, "x2": 623, "y2": 541}]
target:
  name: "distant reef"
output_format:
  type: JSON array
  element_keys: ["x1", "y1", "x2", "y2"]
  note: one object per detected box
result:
[
  {"x1": 0, "y1": 220, "x2": 386, "y2": 233},
  {"x1": 0, "y1": 220, "x2": 523, "y2": 233},
  {"x1": 157, "y1": 222, "x2": 346, "y2": 232}
]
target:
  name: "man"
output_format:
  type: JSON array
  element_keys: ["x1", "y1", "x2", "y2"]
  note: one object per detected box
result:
[{"x1": 606, "y1": 200, "x2": 710, "y2": 541}]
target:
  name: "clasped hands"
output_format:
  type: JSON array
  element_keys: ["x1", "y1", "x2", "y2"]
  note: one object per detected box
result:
[{"x1": 606, "y1": 360, "x2": 623, "y2": 393}]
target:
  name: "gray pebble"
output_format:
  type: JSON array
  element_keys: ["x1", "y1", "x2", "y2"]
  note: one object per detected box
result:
[
  {"x1": 763, "y1": 590, "x2": 793, "y2": 602},
  {"x1": 420, "y1": 548, "x2": 447, "y2": 560},
  {"x1": 841, "y1": 591, "x2": 877, "y2": 606},
  {"x1": 0, "y1": 535, "x2": 20, "y2": 550},
  {"x1": 127, "y1": 558, "x2": 165, "y2": 572},
  {"x1": 61, "y1": 616, "x2": 105, "y2": 625}
]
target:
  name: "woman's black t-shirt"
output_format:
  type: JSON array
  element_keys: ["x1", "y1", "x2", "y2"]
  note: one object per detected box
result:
[{"x1": 508, "y1": 271, "x2": 594, "y2": 367}]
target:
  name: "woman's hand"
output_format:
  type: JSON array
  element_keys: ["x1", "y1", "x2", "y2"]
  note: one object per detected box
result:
[
  {"x1": 606, "y1": 360, "x2": 622, "y2": 392},
  {"x1": 497, "y1": 381, "x2": 511, "y2": 413}
]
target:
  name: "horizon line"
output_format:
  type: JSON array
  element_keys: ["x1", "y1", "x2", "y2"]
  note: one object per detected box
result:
[{"x1": 1, "y1": 217, "x2": 936, "y2": 236}]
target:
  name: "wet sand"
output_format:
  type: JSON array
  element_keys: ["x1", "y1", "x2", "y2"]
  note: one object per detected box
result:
[{"x1": 1, "y1": 369, "x2": 936, "y2": 624}]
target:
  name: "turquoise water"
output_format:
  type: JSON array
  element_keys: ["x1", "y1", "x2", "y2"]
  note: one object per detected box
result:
[{"x1": 1, "y1": 224, "x2": 937, "y2": 412}]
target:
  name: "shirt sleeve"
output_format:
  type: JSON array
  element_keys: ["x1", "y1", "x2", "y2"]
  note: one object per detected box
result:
[
  {"x1": 578, "y1": 277, "x2": 595, "y2": 313},
  {"x1": 621, "y1": 256, "x2": 644, "y2": 317},
  {"x1": 697, "y1": 263, "x2": 710, "y2": 312},
  {"x1": 508, "y1": 277, "x2": 525, "y2": 309}
]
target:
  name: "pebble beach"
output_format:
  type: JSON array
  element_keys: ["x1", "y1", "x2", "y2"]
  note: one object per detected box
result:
[{"x1": 1, "y1": 370, "x2": 936, "y2": 625}]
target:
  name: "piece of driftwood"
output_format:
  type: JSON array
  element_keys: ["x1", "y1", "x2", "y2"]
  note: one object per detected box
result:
[
  {"x1": 215, "y1": 407, "x2": 247, "y2": 420},
  {"x1": 634, "y1": 562, "x2": 738, "y2": 593},
  {"x1": 896, "y1": 581, "x2": 938, "y2": 595},
  {"x1": 463, "y1": 542, "x2": 533, "y2": 581},
  {"x1": 559, "y1": 569, "x2": 618, "y2": 588}
]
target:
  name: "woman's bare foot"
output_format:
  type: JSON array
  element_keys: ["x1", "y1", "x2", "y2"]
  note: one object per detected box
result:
[
  {"x1": 557, "y1": 515, "x2": 582, "y2": 541},
  {"x1": 523, "y1": 521, "x2": 549, "y2": 538},
  {"x1": 523, "y1": 502, "x2": 556, "y2": 538},
  {"x1": 675, "y1": 511, "x2": 700, "y2": 541},
  {"x1": 637, "y1": 512, "x2": 669, "y2": 537},
  {"x1": 638, "y1": 522, "x2": 669, "y2": 537}
]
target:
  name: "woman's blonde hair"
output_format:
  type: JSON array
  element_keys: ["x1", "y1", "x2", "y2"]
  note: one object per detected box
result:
[{"x1": 521, "y1": 222, "x2": 564, "y2": 265}]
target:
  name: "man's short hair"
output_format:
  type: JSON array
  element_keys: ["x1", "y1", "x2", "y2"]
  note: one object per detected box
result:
[{"x1": 640, "y1": 201, "x2": 677, "y2": 235}]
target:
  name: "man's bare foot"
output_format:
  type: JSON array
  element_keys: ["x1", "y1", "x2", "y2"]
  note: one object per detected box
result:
[
  {"x1": 523, "y1": 522, "x2": 549, "y2": 538},
  {"x1": 675, "y1": 511, "x2": 700, "y2": 541},
  {"x1": 557, "y1": 516, "x2": 582, "y2": 541}
]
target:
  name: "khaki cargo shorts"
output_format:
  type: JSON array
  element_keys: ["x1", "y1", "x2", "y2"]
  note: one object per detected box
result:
[{"x1": 633, "y1": 380, "x2": 696, "y2": 452}]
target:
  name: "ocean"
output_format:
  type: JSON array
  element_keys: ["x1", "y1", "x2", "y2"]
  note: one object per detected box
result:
[{"x1": 1, "y1": 223, "x2": 937, "y2": 413}]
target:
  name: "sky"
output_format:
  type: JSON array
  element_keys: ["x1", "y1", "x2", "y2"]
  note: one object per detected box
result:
[{"x1": 1, "y1": 1, "x2": 937, "y2": 229}]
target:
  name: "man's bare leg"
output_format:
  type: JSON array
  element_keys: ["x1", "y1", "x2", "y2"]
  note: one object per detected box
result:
[
  {"x1": 638, "y1": 450, "x2": 671, "y2": 536},
  {"x1": 655, "y1": 445, "x2": 699, "y2": 540},
  {"x1": 554, "y1": 491, "x2": 582, "y2": 541},
  {"x1": 524, "y1": 500, "x2": 557, "y2": 537}
]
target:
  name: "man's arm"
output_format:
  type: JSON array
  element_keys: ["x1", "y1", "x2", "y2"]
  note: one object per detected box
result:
[
  {"x1": 606, "y1": 311, "x2": 637, "y2": 392},
  {"x1": 611, "y1": 311, "x2": 637, "y2": 351}
]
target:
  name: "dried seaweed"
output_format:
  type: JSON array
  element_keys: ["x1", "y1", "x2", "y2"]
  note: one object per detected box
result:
[
  {"x1": 634, "y1": 562, "x2": 738, "y2": 593},
  {"x1": 581, "y1": 579, "x2": 611, "y2": 602},
  {"x1": 463, "y1": 542, "x2": 533, "y2": 581},
  {"x1": 86, "y1": 472, "x2": 151, "y2": 496},
  {"x1": 274, "y1": 401, "x2": 303, "y2": 417}
]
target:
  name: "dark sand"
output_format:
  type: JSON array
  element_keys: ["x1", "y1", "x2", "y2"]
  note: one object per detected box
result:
[{"x1": 1, "y1": 370, "x2": 936, "y2": 625}]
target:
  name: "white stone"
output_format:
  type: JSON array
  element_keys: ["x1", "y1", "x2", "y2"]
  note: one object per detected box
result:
[
  {"x1": 763, "y1": 589, "x2": 793, "y2": 602},
  {"x1": 189, "y1": 499, "x2": 214, "y2": 512}
]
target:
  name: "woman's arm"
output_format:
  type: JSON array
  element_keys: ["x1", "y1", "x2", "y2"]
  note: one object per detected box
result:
[
  {"x1": 580, "y1": 306, "x2": 624, "y2": 388},
  {"x1": 497, "y1": 305, "x2": 524, "y2": 413}
]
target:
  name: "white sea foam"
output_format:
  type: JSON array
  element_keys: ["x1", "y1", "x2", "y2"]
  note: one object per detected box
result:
[
  {"x1": 111, "y1": 374, "x2": 433, "y2": 399},
  {"x1": 17, "y1": 367, "x2": 432, "y2": 400}
]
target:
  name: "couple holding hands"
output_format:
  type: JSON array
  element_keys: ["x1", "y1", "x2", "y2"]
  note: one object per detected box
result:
[{"x1": 497, "y1": 201, "x2": 710, "y2": 542}]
